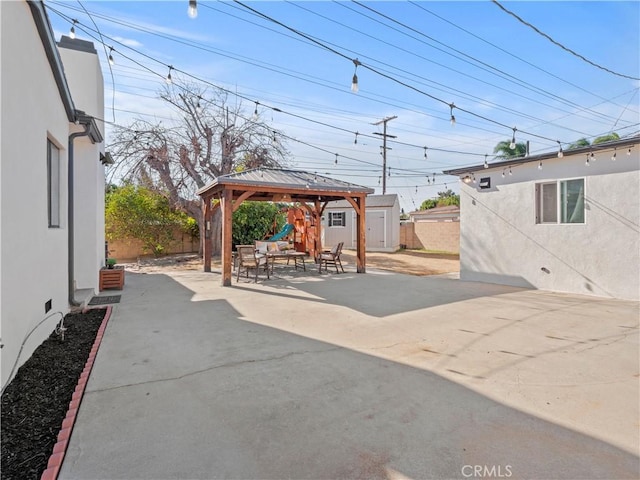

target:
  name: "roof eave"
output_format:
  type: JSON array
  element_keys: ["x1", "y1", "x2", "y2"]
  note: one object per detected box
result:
[
  {"x1": 28, "y1": 1, "x2": 76, "y2": 122},
  {"x1": 443, "y1": 136, "x2": 640, "y2": 176}
]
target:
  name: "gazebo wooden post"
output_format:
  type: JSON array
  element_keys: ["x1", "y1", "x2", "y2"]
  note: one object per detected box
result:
[
  {"x1": 202, "y1": 196, "x2": 212, "y2": 272},
  {"x1": 356, "y1": 195, "x2": 366, "y2": 273},
  {"x1": 221, "y1": 189, "x2": 233, "y2": 286},
  {"x1": 313, "y1": 199, "x2": 322, "y2": 261}
]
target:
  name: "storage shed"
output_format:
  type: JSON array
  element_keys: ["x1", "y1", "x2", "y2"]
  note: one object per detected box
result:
[{"x1": 321, "y1": 194, "x2": 400, "y2": 252}]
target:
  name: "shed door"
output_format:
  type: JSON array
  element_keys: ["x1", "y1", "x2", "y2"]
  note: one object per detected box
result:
[{"x1": 361, "y1": 210, "x2": 386, "y2": 249}]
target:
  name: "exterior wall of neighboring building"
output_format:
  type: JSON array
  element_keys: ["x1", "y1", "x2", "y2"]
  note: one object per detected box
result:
[
  {"x1": 321, "y1": 194, "x2": 400, "y2": 252},
  {"x1": 58, "y1": 38, "x2": 105, "y2": 290},
  {"x1": 0, "y1": 1, "x2": 71, "y2": 387},
  {"x1": 402, "y1": 205, "x2": 460, "y2": 252},
  {"x1": 458, "y1": 146, "x2": 639, "y2": 300}
]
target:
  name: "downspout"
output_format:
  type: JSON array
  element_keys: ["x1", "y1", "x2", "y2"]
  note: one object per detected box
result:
[{"x1": 68, "y1": 124, "x2": 92, "y2": 306}]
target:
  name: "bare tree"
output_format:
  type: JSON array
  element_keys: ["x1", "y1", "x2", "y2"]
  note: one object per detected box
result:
[{"x1": 108, "y1": 83, "x2": 289, "y2": 255}]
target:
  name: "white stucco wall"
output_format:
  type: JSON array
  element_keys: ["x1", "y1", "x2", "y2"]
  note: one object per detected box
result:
[
  {"x1": 59, "y1": 41, "x2": 105, "y2": 290},
  {"x1": 0, "y1": 1, "x2": 71, "y2": 387},
  {"x1": 459, "y1": 146, "x2": 640, "y2": 300}
]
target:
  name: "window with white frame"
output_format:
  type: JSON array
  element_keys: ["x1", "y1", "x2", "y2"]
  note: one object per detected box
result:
[
  {"x1": 536, "y1": 178, "x2": 585, "y2": 224},
  {"x1": 47, "y1": 139, "x2": 61, "y2": 228},
  {"x1": 328, "y1": 211, "x2": 346, "y2": 227}
]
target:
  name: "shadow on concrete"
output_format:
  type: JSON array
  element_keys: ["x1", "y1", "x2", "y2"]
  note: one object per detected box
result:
[
  {"x1": 231, "y1": 268, "x2": 528, "y2": 318},
  {"x1": 60, "y1": 271, "x2": 639, "y2": 480}
]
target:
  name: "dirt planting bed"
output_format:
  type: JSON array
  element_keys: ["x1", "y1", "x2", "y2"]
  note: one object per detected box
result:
[{"x1": 1, "y1": 308, "x2": 106, "y2": 480}]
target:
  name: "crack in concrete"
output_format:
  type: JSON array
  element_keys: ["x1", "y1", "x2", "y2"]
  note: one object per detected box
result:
[{"x1": 86, "y1": 347, "x2": 340, "y2": 394}]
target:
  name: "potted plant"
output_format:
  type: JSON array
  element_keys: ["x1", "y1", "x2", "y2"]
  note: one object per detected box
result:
[{"x1": 106, "y1": 258, "x2": 117, "y2": 269}]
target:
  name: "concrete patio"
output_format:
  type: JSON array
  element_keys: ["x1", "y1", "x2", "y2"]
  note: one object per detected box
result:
[{"x1": 60, "y1": 267, "x2": 639, "y2": 479}]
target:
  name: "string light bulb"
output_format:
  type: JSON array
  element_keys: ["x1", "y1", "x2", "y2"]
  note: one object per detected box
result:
[
  {"x1": 423, "y1": 146, "x2": 428, "y2": 159},
  {"x1": 196, "y1": 96, "x2": 203, "y2": 114},
  {"x1": 628, "y1": 148, "x2": 632, "y2": 156},
  {"x1": 165, "y1": 66, "x2": 173, "y2": 84},
  {"x1": 509, "y1": 127, "x2": 517, "y2": 150},
  {"x1": 108, "y1": 47, "x2": 115, "y2": 66},
  {"x1": 611, "y1": 148, "x2": 617, "y2": 161},
  {"x1": 538, "y1": 160, "x2": 543, "y2": 170},
  {"x1": 449, "y1": 103, "x2": 456, "y2": 126},
  {"x1": 483, "y1": 154, "x2": 488, "y2": 169},
  {"x1": 351, "y1": 58, "x2": 361, "y2": 93},
  {"x1": 69, "y1": 20, "x2": 77, "y2": 39},
  {"x1": 272, "y1": 131, "x2": 278, "y2": 146},
  {"x1": 590, "y1": 151, "x2": 596, "y2": 161},
  {"x1": 502, "y1": 169, "x2": 506, "y2": 178},
  {"x1": 585, "y1": 153, "x2": 590, "y2": 166},
  {"x1": 335, "y1": 153, "x2": 338, "y2": 165},
  {"x1": 557, "y1": 140, "x2": 563, "y2": 158},
  {"x1": 472, "y1": 174, "x2": 477, "y2": 183},
  {"x1": 354, "y1": 132, "x2": 359, "y2": 145},
  {"x1": 508, "y1": 166, "x2": 512, "y2": 176},
  {"x1": 188, "y1": 0, "x2": 198, "y2": 19},
  {"x1": 253, "y1": 101, "x2": 259, "y2": 120}
]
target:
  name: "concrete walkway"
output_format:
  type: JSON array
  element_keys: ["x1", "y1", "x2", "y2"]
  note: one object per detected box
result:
[{"x1": 60, "y1": 267, "x2": 639, "y2": 479}]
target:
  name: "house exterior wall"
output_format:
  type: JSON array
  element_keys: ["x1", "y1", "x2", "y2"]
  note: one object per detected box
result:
[
  {"x1": 0, "y1": 1, "x2": 71, "y2": 387},
  {"x1": 321, "y1": 195, "x2": 400, "y2": 252},
  {"x1": 459, "y1": 148, "x2": 639, "y2": 300},
  {"x1": 58, "y1": 42, "x2": 105, "y2": 290}
]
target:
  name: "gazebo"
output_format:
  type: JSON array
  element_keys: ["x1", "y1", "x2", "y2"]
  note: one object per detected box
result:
[{"x1": 197, "y1": 168, "x2": 375, "y2": 286}]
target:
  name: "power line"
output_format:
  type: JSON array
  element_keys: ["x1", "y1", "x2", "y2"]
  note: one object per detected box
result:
[{"x1": 492, "y1": 0, "x2": 640, "y2": 81}]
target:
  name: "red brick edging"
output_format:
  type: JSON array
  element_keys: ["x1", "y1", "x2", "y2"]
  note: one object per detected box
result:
[{"x1": 40, "y1": 305, "x2": 113, "y2": 480}]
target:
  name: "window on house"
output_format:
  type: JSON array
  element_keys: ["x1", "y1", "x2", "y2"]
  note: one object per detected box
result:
[
  {"x1": 536, "y1": 178, "x2": 585, "y2": 224},
  {"x1": 328, "y1": 211, "x2": 346, "y2": 227},
  {"x1": 48, "y1": 140, "x2": 60, "y2": 228}
]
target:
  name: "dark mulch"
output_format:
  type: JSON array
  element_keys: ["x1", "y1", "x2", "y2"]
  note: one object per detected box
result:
[{"x1": 1, "y1": 308, "x2": 106, "y2": 480}]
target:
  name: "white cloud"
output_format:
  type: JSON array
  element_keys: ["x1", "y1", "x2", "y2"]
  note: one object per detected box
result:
[{"x1": 112, "y1": 36, "x2": 143, "y2": 49}]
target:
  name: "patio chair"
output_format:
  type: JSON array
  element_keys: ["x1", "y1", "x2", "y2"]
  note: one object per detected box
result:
[
  {"x1": 236, "y1": 245, "x2": 270, "y2": 282},
  {"x1": 318, "y1": 242, "x2": 345, "y2": 274}
]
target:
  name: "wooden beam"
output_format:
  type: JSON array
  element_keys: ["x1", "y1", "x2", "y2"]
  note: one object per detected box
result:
[
  {"x1": 221, "y1": 189, "x2": 233, "y2": 286},
  {"x1": 355, "y1": 196, "x2": 366, "y2": 273},
  {"x1": 345, "y1": 195, "x2": 363, "y2": 216},
  {"x1": 233, "y1": 190, "x2": 255, "y2": 212},
  {"x1": 203, "y1": 197, "x2": 212, "y2": 272}
]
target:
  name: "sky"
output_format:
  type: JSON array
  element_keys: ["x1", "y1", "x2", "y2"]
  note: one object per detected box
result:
[{"x1": 45, "y1": 1, "x2": 640, "y2": 213}]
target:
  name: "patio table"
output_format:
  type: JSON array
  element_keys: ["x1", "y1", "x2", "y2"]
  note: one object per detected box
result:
[{"x1": 266, "y1": 250, "x2": 307, "y2": 273}]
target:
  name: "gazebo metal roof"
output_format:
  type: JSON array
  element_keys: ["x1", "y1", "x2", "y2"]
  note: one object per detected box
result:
[{"x1": 197, "y1": 168, "x2": 374, "y2": 202}]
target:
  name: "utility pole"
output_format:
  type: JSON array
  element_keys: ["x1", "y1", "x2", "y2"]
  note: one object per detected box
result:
[{"x1": 372, "y1": 115, "x2": 397, "y2": 194}]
